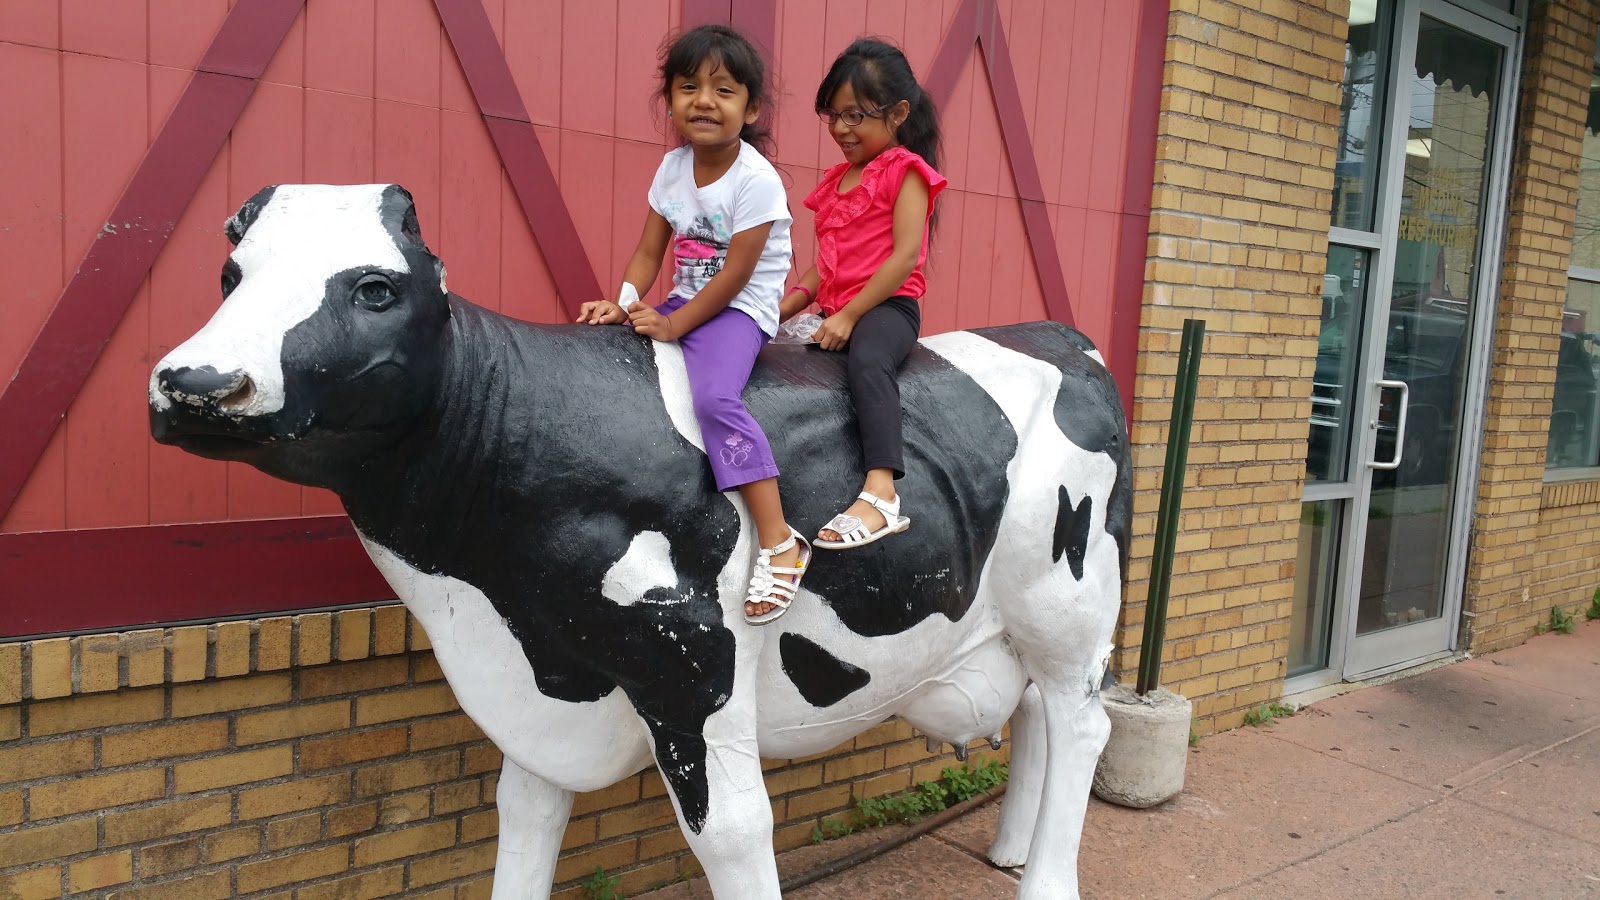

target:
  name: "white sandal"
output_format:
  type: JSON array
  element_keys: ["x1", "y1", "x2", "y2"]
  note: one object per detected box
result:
[
  {"x1": 745, "y1": 527, "x2": 811, "y2": 625},
  {"x1": 815, "y1": 491, "x2": 910, "y2": 550}
]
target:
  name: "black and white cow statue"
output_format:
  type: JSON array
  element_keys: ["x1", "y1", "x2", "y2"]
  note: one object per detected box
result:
[{"x1": 149, "y1": 184, "x2": 1131, "y2": 899}]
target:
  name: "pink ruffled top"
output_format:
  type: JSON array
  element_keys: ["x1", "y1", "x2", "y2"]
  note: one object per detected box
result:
[{"x1": 803, "y1": 146, "x2": 946, "y2": 316}]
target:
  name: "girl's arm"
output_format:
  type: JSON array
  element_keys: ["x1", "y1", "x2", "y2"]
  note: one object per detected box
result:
[
  {"x1": 813, "y1": 170, "x2": 932, "y2": 351},
  {"x1": 629, "y1": 222, "x2": 773, "y2": 340},
  {"x1": 779, "y1": 265, "x2": 821, "y2": 321},
  {"x1": 578, "y1": 211, "x2": 672, "y2": 324}
]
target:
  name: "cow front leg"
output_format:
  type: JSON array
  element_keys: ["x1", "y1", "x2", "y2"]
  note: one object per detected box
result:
[
  {"x1": 988, "y1": 682, "x2": 1045, "y2": 867},
  {"x1": 490, "y1": 758, "x2": 574, "y2": 900},
  {"x1": 1015, "y1": 677, "x2": 1110, "y2": 900},
  {"x1": 646, "y1": 723, "x2": 780, "y2": 899}
]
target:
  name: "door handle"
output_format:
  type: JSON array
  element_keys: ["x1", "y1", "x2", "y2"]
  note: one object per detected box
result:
[{"x1": 1369, "y1": 379, "x2": 1410, "y2": 470}]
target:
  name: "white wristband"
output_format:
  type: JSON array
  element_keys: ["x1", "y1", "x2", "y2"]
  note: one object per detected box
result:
[{"x1": 617, "y1": 282, "x2": 640, "y2": 312}]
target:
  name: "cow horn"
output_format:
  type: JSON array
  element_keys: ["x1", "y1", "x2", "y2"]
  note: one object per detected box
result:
[{"x1": 224, "y1": 185, "x2": 279, "y2": 245}]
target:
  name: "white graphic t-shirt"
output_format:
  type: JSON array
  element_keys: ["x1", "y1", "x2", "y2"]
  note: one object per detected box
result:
[{"x1": 647, "y1": 141, "x2": 792, "y2": 336}]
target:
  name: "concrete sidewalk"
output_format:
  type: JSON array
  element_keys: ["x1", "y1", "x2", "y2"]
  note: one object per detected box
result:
[{"x1": 644, "y1": 618, "x2": 1600, "y2": 898}]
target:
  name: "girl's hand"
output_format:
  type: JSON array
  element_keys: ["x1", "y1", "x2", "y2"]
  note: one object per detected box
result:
[
  {"x1": 577, "y1": 300, "x2": 627, "y2": 325},
  {"x1": 815, "y1": 312, "x2": 857, "y2": 351},
  {"x1": 628, "y1": 304, "x2": 676, "y2": 341}
]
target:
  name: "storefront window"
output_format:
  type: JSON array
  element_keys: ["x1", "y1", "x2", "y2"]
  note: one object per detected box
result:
[
  {"x1": 1548, "y1": 57, "x2": 1600, "y2": 472},
  {"x1": 1547, "y1": 283, "x2": 1600, "y2": 469}
]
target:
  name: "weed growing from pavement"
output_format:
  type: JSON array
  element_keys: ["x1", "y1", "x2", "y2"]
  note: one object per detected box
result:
[
  {"x1": 1551, "y1": 604, "x2": 1577, "y2": 635},
  {"x1": 1242, "y1": 702, "x2": 1296, "y2": 727},
  {"x1": 810, "y1": 757, "x2": 1009, "y2": 845},
  {"x1": 1587, "y1": 587, "x2": 1600, "y2": 621}
]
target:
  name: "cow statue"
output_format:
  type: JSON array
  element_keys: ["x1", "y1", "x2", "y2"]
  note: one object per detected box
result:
[{"x1": 148, "y1": 184, "x2": 1130, "y2": 899}]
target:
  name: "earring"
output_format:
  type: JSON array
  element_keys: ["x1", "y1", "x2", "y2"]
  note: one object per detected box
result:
[{"x1": 667, "y1": 110, "x2": 673, "y2": 117}]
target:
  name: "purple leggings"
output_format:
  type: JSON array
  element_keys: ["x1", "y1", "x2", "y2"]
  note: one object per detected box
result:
[{"x1": 659, "y1": 295, "x2": 779, "y2": 491}]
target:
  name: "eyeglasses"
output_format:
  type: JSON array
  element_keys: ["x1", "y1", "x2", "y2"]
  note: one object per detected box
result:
[{"x1": 817, "y1": 105, "x2": 888, "y2": 127}]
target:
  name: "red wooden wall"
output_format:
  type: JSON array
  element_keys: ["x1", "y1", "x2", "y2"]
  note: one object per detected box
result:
[{"x1": 0, "y1": 0, "x2": 1166, "y2": 637}]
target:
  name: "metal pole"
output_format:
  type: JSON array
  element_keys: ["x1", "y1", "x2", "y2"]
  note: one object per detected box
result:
[{"x1": 1136, "y1": 319, "x2": 1205, "y2": 696}]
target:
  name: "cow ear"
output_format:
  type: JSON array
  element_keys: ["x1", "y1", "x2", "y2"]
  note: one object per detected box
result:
[
  {"x1": 379, "y1": 184, "x2": 430, "y2": 253},
  {"x1": 224, "y1": 185, "x2": 278, "y2": 246}
]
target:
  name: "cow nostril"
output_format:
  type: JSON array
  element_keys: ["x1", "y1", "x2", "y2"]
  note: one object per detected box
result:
[
  {"x1": 158, "y1": 366, "x2": 254, "y2": 414},
  {"x1": 216, "y1": 376, "x2": 257, "y2": 414}
]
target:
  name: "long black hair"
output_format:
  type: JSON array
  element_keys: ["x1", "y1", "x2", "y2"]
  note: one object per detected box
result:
[
  {"x1": 659, "y1": 24, "x2": 775, "y2": 157},
  {"x1": 815, "y1": 38, "x2": 940, "y2": 171}
]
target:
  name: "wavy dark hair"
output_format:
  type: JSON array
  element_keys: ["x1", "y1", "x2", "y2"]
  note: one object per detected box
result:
[
  {"x1": 814, "y1": 37, "x2": 940, "y2": 171},
  {"x1": 659, "y1": 24, "x2": 775, "y2": 157}
]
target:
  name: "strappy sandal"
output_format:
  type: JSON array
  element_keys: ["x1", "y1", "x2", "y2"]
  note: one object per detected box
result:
[
  {"x1": 745, "y1": 527, "x2": 812, "y2": 625},
  {"x1": 815, "y1": 491, "x2": 910, "y2": 550}
]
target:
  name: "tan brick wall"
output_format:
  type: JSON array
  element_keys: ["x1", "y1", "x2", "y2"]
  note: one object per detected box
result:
[
  {"x1": 1466, "y1": 0, "x2": 1600, "y2": 652},
  {"x1": 1126, "y1": 0, "x2": 1347, "y2": 731},
  {"x1": 0, "y1": 615, "x2": 1004, "y2": 899},
  {"x1": 1524, "y1": 480, "x2": 1600, "y2": 627}
]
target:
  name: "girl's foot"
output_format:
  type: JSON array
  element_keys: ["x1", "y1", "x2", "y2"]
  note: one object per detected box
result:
[
  {"x1": 745, "y1": 528, "x2": 811, "y2": 624},
  {"x1": 816, "y1": 490, "x2": 910, "y2": 549},
  {"x1": 818, "y1": 492, "x2": 891, "y2": 543}
]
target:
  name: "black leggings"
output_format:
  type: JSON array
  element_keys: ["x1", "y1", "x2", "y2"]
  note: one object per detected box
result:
[{"x1": 843, "y1": 295, "x2": 921, "y2": 479}]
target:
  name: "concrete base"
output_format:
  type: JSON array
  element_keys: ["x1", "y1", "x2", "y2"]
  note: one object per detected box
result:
[{"x1": 1092, "y1": 684, "x2": 1191, "y2": 808}]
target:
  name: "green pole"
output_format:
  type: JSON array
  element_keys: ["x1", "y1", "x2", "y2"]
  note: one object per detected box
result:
[{"x1": 1136, "y1": 319, "x2": 1205, "y2": 696}]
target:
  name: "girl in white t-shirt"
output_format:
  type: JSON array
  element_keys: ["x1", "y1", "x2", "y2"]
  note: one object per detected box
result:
[{"x1": 577, "y1": 24, "x2": 808, "y2": 625}]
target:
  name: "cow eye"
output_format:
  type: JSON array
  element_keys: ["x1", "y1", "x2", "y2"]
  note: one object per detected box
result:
[{"x1": 353, "y1": 274, "x2": 398, "y2": 312}]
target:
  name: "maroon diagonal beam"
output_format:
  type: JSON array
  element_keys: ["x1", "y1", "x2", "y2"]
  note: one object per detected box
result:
[
  {"x1": 434, "y1": 0, "x2": 602, "y2": 312},
  {"x1": 925, "y1": 0, "x2": 1076, "y2": 328},
  {"x1": 0, "y1": 0, "x2": 307, "y2": 521}
]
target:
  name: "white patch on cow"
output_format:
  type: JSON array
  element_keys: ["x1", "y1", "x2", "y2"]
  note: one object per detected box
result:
[
  {"x1": 357, "y1": 533, "x2": 653, "y2": 792},
  {"x1": 150, "y1": 184, "x2": 409, "y2": 416},
  {"x1": 920, "y1": 330, "x2": 1123, "y2": 645},
  {"x1": 601, "y1": 530, "x2": 678, "y2": 607},
  {"x1": 649, "y1": 341, "x2": 705, "y2": 453},
  {"x1": 1084, "y1": 347, "x2": 1105, "y2": 366}
]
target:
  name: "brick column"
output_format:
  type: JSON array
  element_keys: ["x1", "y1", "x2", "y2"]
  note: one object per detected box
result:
[
  {"x1": 1126, "y1": 0, "x2": 1347, "y2": 731},
  {"x1": 1465, "y1": 0, "x2": 1599, "y2": 652}
]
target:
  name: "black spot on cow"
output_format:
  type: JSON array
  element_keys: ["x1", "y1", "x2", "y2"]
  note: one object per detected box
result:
[
  {"x1": 780, "y1": 633, "x2": 871, "y2": 707},
  {"x1": 748, "y1": 344, "x2": 1017, "y2": 637},
  {"x1": 1053, "y1": 487, "x2": 1093, "y2": 580},
  {"x1": 973, "y1": 322, "x2": 1132, "y2": 572}
]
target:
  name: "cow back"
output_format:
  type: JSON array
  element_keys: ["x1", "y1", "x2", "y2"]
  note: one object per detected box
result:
[{"x1": 739, "y1": 320, "x2": 1118, "y2": 637}]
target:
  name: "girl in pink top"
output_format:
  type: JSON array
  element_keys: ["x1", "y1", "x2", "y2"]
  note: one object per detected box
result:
[{"x1": 779, "y1": 39, "x2": 947, "y2": 550}]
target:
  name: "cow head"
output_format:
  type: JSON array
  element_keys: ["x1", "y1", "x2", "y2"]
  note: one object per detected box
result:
[{"x1": 150, "y1": 184, "x2": 450, "y2": 487}]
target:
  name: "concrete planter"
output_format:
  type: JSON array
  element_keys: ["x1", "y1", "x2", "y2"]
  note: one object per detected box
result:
[{"x1": 1093, "y1": 683, "x2": 1191, "y2": 808}]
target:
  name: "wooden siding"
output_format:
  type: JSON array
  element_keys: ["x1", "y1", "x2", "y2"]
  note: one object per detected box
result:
[{"x1": 0, "y1": 0, "x2": 1161, "y2": 634}]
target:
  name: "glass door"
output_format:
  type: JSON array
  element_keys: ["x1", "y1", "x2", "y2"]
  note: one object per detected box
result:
[
  {"x1": 1290, "y1": 0, "x2": 1522, "y2": 684},
  {"x1": 1344, "y1": 3, "x2": 1518, "y2": 676}
]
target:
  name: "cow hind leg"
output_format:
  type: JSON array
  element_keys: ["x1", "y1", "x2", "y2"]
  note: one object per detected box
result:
[
  {"x1": 489, "y1": 759, "x2": 574, "y2": 900},
  {"x1": 1014, "y1": 674, "x2": 1111, "y2": 900},
  {"x1": 987, "y1": 682, "x2": 1045, "y2": 867}
]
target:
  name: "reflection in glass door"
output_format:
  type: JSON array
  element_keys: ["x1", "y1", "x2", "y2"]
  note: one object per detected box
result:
[{"x1": 1350, "y1": 13, "x2": 1503, "y2": 669}]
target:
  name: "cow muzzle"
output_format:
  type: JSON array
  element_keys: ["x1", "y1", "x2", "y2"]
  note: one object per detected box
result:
[{"x1": 153, "y1": 365, "x2": 258, "y2": 416}]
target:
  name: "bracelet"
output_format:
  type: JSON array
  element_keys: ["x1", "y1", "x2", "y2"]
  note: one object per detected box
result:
[{"x1": 789, "y1": 284, "x2": 814, "y2": 303}]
